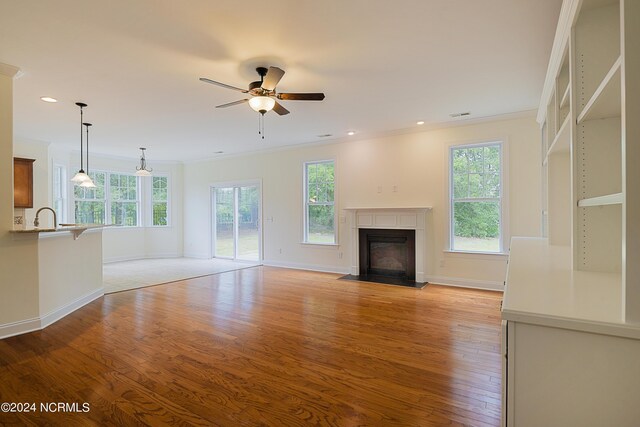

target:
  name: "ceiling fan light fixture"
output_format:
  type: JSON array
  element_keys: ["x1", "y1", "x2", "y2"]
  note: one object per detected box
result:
[{"x1": 249, "y1": 96, "x2": 275, "y2": 113}]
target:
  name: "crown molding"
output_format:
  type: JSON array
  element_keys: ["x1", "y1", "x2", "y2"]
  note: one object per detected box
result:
[{"x1": 0, "y1": 62, "x2": 21, "y2": 78}]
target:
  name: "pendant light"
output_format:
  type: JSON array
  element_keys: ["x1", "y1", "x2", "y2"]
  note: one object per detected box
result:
[
  {"x1": 134, "y1": 147, "x2": 152, "y2": 176},
  {"x1": 79, "y1": 122, "x2": 96, "y2": 188},
  {"x1": 70, "y1": 102, "x2": 90, "y2": 183}
]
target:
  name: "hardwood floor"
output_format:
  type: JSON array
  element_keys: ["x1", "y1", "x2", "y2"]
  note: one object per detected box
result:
[{"x1": 0, "y1": 267, "x2": 503, "y2": 426}]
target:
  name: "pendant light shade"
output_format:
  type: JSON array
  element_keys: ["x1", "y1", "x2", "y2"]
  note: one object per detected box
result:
[
  {"x1": 79, "y1": 122, "x2": 96, "y2": 188},
  {"x1": 79, "y1": 178, "x2": 96, "y2": 188},
  {"x1": 71, "y1": 171, "x2": 90, "y2": 183},
  {"x1": 249, "y1": 96, "x2": 275, "y2": 113},
  {"x1": 135, "y1": 147, "x2": 153, "y2": 176},
  {"x1": 71, "y1": 102, "x2": 90, "y2": 183}
]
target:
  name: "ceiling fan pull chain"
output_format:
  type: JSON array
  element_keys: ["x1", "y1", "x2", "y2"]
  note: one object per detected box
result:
[{"x1": 258, "y1": 113, "x2": 261, "y2": 136}]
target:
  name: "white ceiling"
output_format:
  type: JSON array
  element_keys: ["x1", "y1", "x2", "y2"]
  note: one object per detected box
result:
[{"x1": 1, "y1": 0, "x2": 562, "y2": 161}]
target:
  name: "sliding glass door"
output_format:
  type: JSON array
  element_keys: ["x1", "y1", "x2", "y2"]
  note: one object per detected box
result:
[{"x1": 213, "y1": 183, "x2": 261, "y2": 261}]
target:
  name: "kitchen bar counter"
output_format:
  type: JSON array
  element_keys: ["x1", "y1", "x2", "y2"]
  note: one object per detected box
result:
[
  {"x1": 0, "y1": 224, "x2": 105, "y2": 339},
  {"x1": 10, "y1": 224, "x2": 110, "y2": 240}
]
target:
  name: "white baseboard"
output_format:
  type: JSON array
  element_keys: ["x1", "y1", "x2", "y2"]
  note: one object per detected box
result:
[
  {"x1": 103, "y1": 253, "x2": 181, "y2": 264},
  {"x1": 0, "y1": 317, "x2": 41, "y2": 340},
  {"x1": 40, "y1": 288, "x2": 104, "y2": 329},
  {"x1": 183, "y1": 252, "x2": 211, "y2": 259},
  {"x1": 263, "y1": 260, "x2": 350, "y2": 275},
  {"x1": 266, "y1": 262, "x2": 503, "y2": 290},
  {"x1": 425, "y1": 275, "x2": 504, "y2": 291},
  {"x1": 0, "y1": 288, "x2": 104, "y2": 340}
]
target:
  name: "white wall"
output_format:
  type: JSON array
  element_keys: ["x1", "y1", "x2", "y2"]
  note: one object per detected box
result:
[
  {"x1": 38, "y1": 230, "x2": 103, "y2": 318},
  {"x1": 183, "y1": 114, "x2": 541, "y2": 288},
  {"x1": 0, "y1": 65, "x2": 40, "y2": 327}
]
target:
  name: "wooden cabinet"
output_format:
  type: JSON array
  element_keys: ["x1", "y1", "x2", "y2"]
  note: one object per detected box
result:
[
  {"x1": 13, "y1": 157, "x2": 35, "y2": 209},
  {"x1": 503, "y1": 0, "x2": 640, "y2": 424}
]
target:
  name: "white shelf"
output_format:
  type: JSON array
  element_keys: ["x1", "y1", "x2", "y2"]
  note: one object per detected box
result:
[
  {"x1": 546, "y1": 115, "x2": 570, "y2": 158},
  {"x1": 577, "y1": 56, "x2": 622, "y2": 124},
  {"x1": 559, "y1": 84, "x2": 570, "y2": 109},
  {"x1": 577, "y1": 192, "x2": 622, "y2": 207},
  {"x1": 502, "y1": 238, "x2": 639, "y2": 339}
]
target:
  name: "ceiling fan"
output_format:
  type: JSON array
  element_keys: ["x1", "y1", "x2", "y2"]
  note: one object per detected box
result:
[{"x1": 199, "y1": 66, "x2": 325, "y2": 116}]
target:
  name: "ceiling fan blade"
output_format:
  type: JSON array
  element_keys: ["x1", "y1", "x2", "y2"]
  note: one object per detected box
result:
[
  {"x1": 200, "y1": 77, "x2": 248, "y2": 93},
  {"x1": 277, "y1": 93, "x2": 325, "y2": 101},
  {"x1": 215, "y1": 99, "x2": 249, "y2": 108},
  {"x1": 272, "y1": 101, "x2": 290, "y2": 116},
  {"x1": 261, "y1": 67, "x2": 285, "y2": 91}
]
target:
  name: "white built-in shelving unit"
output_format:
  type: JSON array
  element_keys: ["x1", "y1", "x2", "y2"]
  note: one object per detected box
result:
[{"x1": 501, "y1": 0, "x2": 640, "y2": 425}]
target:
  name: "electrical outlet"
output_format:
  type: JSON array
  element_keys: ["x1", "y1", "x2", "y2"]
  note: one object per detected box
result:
[
  {"x1": 338, "y1": 252, "x2": 343, "y2": 259},
  {"x1": 279, "y1": 248, "x2": 282, "y2": 254},
  {"x1": 377, "y1": 186, "x2": 382, "y2": 193},
  {"x1": 392, "y1": 185, "x2": 398, "y2": 192},
  {"x1": 439, "y1": 259, "x2": 445, "y2": 267}
]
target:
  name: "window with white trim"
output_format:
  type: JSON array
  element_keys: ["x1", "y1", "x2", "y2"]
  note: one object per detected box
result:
[
  {"x1": 304, "y1": 160, "x2": 336, "y2": 244},
  {"x1": 450, "y1": 142, "x2": 503, "y2": 253},
  {"x1": 109, "y1": 173, "x2": 139, "y2": 226},
  {"x1": 73, "y1": 171, "x2": 140, "y2": 226},
  {"x1": 151, "y1": 176, "x2": 169, "y2": 226},
  {"x1": 52, "y1": 164, "x2": 67, "y2": 224},
  {"x1": 74, "y1": 171, "x2": 106, "y2": 224}
]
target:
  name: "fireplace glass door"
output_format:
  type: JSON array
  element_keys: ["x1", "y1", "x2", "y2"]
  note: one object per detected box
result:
[{"x1": 359, "y1": 228, "x2": 416, "y2": 280}]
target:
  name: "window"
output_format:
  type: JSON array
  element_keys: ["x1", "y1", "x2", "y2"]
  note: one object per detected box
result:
[
  {"x1": 74, "y1": 171, "x2": 140, "y2": 226},
  {"x1": 74, "y1": 171, "x2": 106, "y2": 224},
  {"x1": 109, "y1": 173, "x2": 139, "y2": 226},
  {"x1": 450, "y1": 142, "x2": 503, "y2": 253},
  {"x1": 152, "y1": 176, "x2": 169, "y2": 226},
  {"x1": 304, "y1": 160, "x2": 336, "y2": 244},
  {"x1": 52, "y1": 165, "x2": 67, "y2": 224}
]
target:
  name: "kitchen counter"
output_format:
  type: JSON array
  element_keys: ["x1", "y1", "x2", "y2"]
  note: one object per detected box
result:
[{"x1": 10, "y1": 224, "x2": 110, "y2": 240}]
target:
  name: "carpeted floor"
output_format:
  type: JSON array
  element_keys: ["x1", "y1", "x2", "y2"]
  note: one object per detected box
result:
[{"x1": 103, "y1": 258, "x2": 260, "y2": 293}]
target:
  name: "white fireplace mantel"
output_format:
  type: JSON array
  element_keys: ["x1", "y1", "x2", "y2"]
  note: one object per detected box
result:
[{"x1": 344, "y1": 207, "x2": 432, "y2": 283}]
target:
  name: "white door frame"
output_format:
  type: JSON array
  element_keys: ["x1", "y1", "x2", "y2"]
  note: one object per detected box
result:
[{"x1": 210, "y1": 179, "x2": 263, "y2": 262}]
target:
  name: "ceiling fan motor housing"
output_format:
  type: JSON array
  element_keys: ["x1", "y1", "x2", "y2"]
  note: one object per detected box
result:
[{"x1": 248, "y1": 81, "x2": 263, "y2": 91}]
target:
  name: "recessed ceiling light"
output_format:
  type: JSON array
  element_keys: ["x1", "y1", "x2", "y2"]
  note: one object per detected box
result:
[
  {"x1": 40, "y1": 97, "x2": 57, "y2": 103},
  {"x1": 347, "y1": 131, "x2": 355, "y2": 136},
  {"x1": 416, "y1": 121, "x2": 425, "y2": 125}
]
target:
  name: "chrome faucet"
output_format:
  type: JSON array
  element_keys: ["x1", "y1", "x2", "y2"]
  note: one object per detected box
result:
[{"x1": 34, "y1": 207, "x2": 57, "y2": 229}]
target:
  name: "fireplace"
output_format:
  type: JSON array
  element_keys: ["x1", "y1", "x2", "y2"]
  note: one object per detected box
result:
[
  {"x1": 343, "y1": 207, "x2": 431, "y2": 287},
  {"x1": 359, "y1": 228, "x2": 415, "y2": 280}
]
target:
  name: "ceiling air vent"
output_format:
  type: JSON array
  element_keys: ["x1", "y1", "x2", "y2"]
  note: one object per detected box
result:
[
  {"x1": 449, "y1": 112, "x2": 471, "y2": 118},
  {"x1": 317, "y1": 134, "x2": 333, "y2": 138}
]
